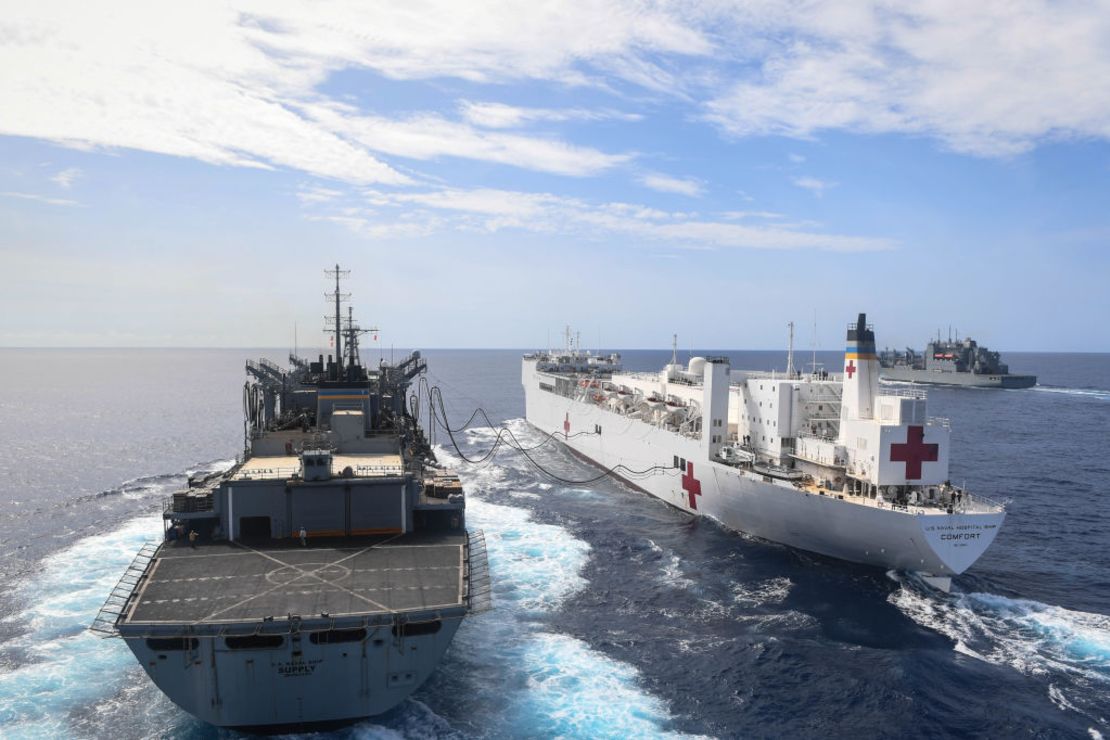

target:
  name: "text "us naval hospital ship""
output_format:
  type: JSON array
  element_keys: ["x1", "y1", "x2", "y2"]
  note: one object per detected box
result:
[{"x1": 523, "y1": 314, "x2": 1005, "y2": 590}]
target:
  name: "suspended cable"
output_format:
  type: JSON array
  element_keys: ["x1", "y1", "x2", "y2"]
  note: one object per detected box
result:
[{"x1": 413, "y1": 377, "x2": 675, "y2": 486}]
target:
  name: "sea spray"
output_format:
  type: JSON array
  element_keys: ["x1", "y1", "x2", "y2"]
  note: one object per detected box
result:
[
  {"x1": 0, "y1": 515, "x2": 167, "y2": 738},
  {"x1": 436, "y1": 443, "x2": 699, "y2": 738}
]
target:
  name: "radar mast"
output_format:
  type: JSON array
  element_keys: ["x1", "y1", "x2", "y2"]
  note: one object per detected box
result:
[{"x1": 324, "y1": 264, "x2": 350, "y2": 376}]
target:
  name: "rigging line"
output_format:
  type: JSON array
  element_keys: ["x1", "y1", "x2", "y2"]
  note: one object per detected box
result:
[
  {"x1": 415, "y1": 376, "x2": 500, "y2": 435},
  {"x1": 425, "y1": 384, "x2": 674, "y2": 486},
  {"x1": 428, "y1": 385, "x2": 585, "y2": 450},
  {"x1": 412, "y1": 375, "x2": 674, "y2": 484},
  {"x1": 424, "y1": 384, "x2": 588, "y2": 455}
]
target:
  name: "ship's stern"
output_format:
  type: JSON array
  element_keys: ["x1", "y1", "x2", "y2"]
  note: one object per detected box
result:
[{"x1": 916, "y1": 509, "x2": 1005, "y2": 589}]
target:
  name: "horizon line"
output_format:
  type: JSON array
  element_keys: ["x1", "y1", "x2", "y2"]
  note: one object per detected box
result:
[{"x1": 0, "y1": 345, "x2": 1104, "y2": 354}]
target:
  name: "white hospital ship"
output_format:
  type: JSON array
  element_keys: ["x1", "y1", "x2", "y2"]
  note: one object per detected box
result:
[{"x1": 522, "y1": 314, "x2": 1005, "y2": 590}]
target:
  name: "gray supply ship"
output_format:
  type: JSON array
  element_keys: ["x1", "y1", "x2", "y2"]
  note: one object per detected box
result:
[
  {"x1": 523, "y1": 315, "x2": 1006, "y2": 591},
  {"x1": 879, "y1": 333, "x2": 1036, "y2": 388},
  {"x1": 91, "y1": 266, "x2": 491, "y2": 730}
]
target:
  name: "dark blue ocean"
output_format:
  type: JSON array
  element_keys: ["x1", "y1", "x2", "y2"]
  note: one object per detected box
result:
[{"x1": 1, "y1": 348, "x2": 1108, "y2": 739}]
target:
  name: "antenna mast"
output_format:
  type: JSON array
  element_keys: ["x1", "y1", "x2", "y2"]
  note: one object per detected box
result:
[
  {"x1": 324, "y1": 264, "x2": 351, "y2": 375},
  {"x1": 343, "y1": 305, "x2": 379, "y2": 371},
  {"x1": 787, "y1": 321, "x2": 796, "y2": 377},
  {"x1": 811, "y1": 310, "x2": 817, "y2": 377},
  {"x1": 672, "y1": 334, "x2": 678, "y2": 365}
]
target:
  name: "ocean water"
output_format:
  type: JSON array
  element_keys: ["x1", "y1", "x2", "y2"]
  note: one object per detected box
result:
[{"x1": 0, "y1": 347, "x2": 1108, "y2": 738}]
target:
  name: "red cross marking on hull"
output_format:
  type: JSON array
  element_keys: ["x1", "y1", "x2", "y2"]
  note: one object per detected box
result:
[
  {"x1": 563, "y1": 413, "x2": 570, "y2": 438},
  {"x1": 846, "y1": 360, "x2": 856, "y2": 379},
  {"x1": 889, "y1": 425, "x2": 939, "y2": 479},
  {"x1": 681, "y1": 461, "x2": 702, "y2": 510}
]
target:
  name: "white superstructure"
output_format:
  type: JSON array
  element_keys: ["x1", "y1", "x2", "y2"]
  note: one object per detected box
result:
[{"x1": 522, "y1": 314, "x2": 1005, "y2": 591}]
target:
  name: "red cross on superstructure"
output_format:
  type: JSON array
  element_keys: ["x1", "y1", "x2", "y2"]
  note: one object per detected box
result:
[
  {"x1": 563, "y1": 413, "x2": 570, "y2": 438},
  {"x1": 845, "y1": 360, "x2": 856, "y2": 379},
  {"x1": 889, "y1": 425, "x2": 939, "y2": 480},
  {"x1": 681, "y1": 461, "x2": 702, "y2": 510}
]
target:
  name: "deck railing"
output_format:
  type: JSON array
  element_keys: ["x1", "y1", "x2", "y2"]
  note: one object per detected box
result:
[
  {"x1": 465, "y1": 529, "x2": 493, "y2": 613},
  {"x1": 163, "y1": 493, "x2": 214, "y2": 514},
  {"x1": 880, "y1": 387, "x2": 928, "y2": 400},
  {"x1": 90, "y1": 543, "x2": 158, "y2": 636}
]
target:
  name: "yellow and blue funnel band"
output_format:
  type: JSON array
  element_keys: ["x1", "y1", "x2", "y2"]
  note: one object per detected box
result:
[{"x1": 845, "y1": 341, "x2": 877, "y2": 360}]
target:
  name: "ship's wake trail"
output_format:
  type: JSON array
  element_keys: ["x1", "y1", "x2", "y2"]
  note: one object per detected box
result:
[
  {"x1": 0, "y1": 459, "x2": 238, "y2": 738},
  {"x1": 888, "y1": 574, "x2": 1110, "y2": 734},
  {"x1": 1030, "y1": 385, "x2": 1110, "y2": 402},
  {"x1": 0, "y1": 514, "x2": 176, "y2": 739},
  {"x1": 427, "y1": 433, "x2": 703, "y2": 738}
]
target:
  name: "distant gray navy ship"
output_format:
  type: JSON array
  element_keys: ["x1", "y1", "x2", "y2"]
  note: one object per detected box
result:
[
  {"x1": 92, "y1": 266, "x2": 491, "y2": 729},
  {"x1": 879, "y1": 332, "x2": 1036, "y2": 388}
]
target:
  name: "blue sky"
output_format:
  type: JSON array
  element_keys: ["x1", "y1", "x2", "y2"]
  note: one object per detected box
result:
[{"x1": 1, "y1": 1, "x2": 1108, "y2": 351}]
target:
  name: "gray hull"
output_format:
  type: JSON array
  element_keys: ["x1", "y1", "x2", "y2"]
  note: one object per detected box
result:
[
  {"x1": 127, "y1": 620, "x2": 462, "y2": 727},
  {"x1": 94, "y1": 271, "x2": 492, "y2": 730},
  {"x1": 881, "y1": 366, "x2": 1036, "y2": 388}
]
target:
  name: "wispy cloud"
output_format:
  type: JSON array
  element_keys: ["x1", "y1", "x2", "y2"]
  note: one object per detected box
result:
[
  {"x1": 2, "y1": 0, "x2": 1105, "y2": 204},
  {"x1": 0, "y1": 2, "x2": 662, "y2": 185},
  {"x1": 305, "y1": 186, "x2": 892, "y2": 252},
  {"x1": 50, "y1": 167, "x2": 82, "y2": 188},
  {"x1": 793, "y1": 176, "x2": 836, "y2": 197},
  {"x1": 721, "y1": 210, "x2": 784, "y2": 221},
  {"x1": 638, "y1": 173, "x2": 703, "y2": 197},
  {"x1": 1, "y1": 191, "x2": 81, "y2": 207},
  {"x1": 459, "y1": 101, "x2": 642, "y2": 128},
  {"x1": 703, "y1": 2, "x2": 1110, "y2": 157},
  {"x1": 296, "y1": 185, "x2": 344, "y2": 204},
  {"x1": 299, "y1": 103, "x2": 632, "y2": 177}
]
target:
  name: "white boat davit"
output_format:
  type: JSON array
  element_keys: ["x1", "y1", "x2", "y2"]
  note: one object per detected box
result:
[{"x1": 522, "y1": 315, "x2": 1005, "y2": 591}]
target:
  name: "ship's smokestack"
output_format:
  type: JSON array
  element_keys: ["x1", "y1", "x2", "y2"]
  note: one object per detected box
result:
[{"x1": 841, "y1": 312, "x2": 879, "y2": 421}]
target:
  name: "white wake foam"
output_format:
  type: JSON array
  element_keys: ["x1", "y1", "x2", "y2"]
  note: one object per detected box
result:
[
  {"x1": 890, "y1": 583, "x2": 1110, "y2": 682},
  {"x1": 466, "y1": 496, "x2": 590, "y2": 614},
  {"x1": 442, "y1": 439, "x2": 703, "y2": 737},
  {"x1": 659, "y1": 553, "x2": 698, "y2": 592},
  {"x1": 516, "y1": 632, "x2": 698, "y2": 739},
  {"x1": 1031, "y1": 385, "x2": 1110, "y2": 402},
  {"x1": 0, "y1": 514, "x2": 169, "y2": 738},
  {"x1": 732, "y1": 577, "x2": 793, "y2": 607},
  {"x1": 889, "y1": 572, "x2": 1110, "y2": 729}
]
